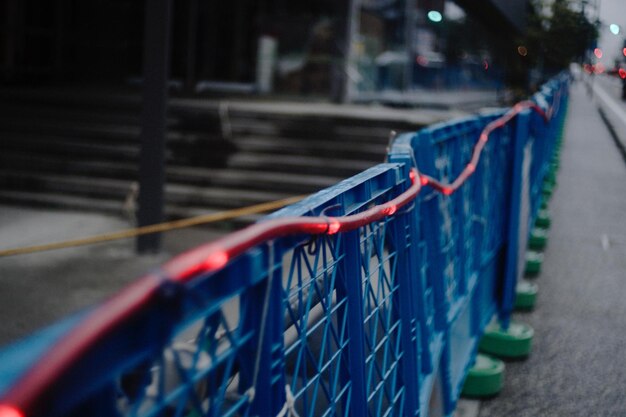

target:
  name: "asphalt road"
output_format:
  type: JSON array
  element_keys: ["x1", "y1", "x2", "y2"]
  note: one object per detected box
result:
[{"x1": 478, "y1": 81, "x2": 626, "y2": 416}]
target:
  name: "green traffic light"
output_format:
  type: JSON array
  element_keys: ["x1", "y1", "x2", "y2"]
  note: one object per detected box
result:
[
  {"x1": 427, "y1": 11, "x2": 443, "y2": 23},
  {"x1": 610, "y1": 24, "x2": 620, "y2": 35}
]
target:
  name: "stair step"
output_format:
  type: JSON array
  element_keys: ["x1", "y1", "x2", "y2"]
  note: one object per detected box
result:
[
  {"x1": 0, "y1": 152, "x2": 138, "y2": 179},
  {"x1": 2, "y1": 128, "x2": 384, "y2": 164},
  {"x1": 0, "y1": 152, "x2": 339, "y2": 194},
  {"x1": 0, "y1": 87, "x2": 142, "y2": 111},
  {"x1": 167, "y1": 206, "x2": 263, "y2": 225},
  {"x1": 167, "y1": 166, "x2": 338, "y2": 193},
  {"x1": 0, "y1": 170, "x2": 296, "y2": 209},
  {"x1": 0, "y1": 190, "x2": 261, "y2": 227},
  {"x1": 0, "y1": 102, "x2": 142, "y2": 125},
  {"x1": 1, "y1": 120, "x2": 140, "y2": 144},
  {"x1": 2, "y1": 133, "x2": 140, "y2": 161},
  {"x1": 1, "y1": 133, "x2": 238, "y2": 168},
  {"x1": 227, "y1": 153, "x2": 375, "y2": 177},
  {"x1": 0, "y1": 190, "x2": 124, "y2": 215},
  {"x1": 232, "y1": 136, "x2": 387, "y2": 159},
  {"x1": 0, "y1": 86, "x2": 417, "y2": 220},
  {"x1": 1, "y1": 126, "x2": 229, "y2": 148}
]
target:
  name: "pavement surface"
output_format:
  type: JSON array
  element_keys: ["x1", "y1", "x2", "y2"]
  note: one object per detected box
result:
[
  {"x1": 591, "y1": 74, "x2": 626, "y2": 150},
  {"x1": 478, "y1": 81, "x2": 626, "y2": 416},
  {"x1": 0, "y1": 209, "x2": 224, "y2": 346}
]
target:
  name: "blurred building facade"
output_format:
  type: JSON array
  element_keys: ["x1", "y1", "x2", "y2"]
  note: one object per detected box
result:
[{"x1": 1, "y1": 0, "x2": 529, "y2": 101}]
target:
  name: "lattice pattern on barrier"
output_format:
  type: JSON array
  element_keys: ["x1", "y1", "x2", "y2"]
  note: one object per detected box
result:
[
  {"x1": 0, "y1": 75, "x2": 570, "y2": 417},
  {"x1": 359, "y1": 217, "x2": 405, "y2": 417},
  {"x1": 283, "y1": 235, "x2": 351, "y2": 417}
]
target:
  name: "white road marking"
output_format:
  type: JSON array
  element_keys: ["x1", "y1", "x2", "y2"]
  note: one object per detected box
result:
[
  {"x1": 601, "y1": 233, "x2": 610, "y2": 251},
  {"x1": 593, "y1": 82, "x2": 626, "y2": 127}
]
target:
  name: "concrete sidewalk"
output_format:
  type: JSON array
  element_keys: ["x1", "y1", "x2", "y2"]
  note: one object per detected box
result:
[
  {"x1": 478, "y1": 82, "x2": 626, "y2": 416},
  {"x1": 592, "y1": 75, "x2": 626, "y2": 155},
  {"x1": 0, "y1": 207, "x2": 225, "y2": 347}
]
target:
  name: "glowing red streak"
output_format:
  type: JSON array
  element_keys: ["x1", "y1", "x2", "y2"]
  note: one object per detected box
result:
[
  {"x1": 409, "y1": 170, "x2": 416, "y2": 183},
  {"x1": 204, "y1": 251, "x2": 229, "y2": 271},
  {"x1": 174, "y1": 251, "x2": 229, "y2": 278},
  {"x1": 0, "y1": 405, "x2": 23, "y2": 417},
  {"x1": 327, "y1": 219, "x2": 341, "y2": 235},
  {"x1": 619, "y1": 68, "x2": 626, "y2": 79},
  {"x1": 302, "y1": 223, "x2": 329, "y2": 234},
  {"x1": 595, "y1": 63, "x2": 605, "y2": 74},
  {"x1": 382, "y1": 205, "x2": 397, "y2": 216},
  {"x1": 420, "y1": 99, "x2": 552, "y2": 197}
]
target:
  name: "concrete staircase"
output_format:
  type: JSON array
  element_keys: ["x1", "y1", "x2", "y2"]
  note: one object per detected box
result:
[{"x1": 0, "y1": 87, "x2": 422, "y2": 229}]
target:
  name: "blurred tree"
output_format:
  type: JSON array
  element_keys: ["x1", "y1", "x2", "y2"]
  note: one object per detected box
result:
[{"x1": 526, "y1": 0, "x2": 598, "y2": 71}]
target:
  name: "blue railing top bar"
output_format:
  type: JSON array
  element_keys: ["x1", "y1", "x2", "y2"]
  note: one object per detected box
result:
[{"x1": 0, "y1": 73, "x2": 569, "y2": 417}]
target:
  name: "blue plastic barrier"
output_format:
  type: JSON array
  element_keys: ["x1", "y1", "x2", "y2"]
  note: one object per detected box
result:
[
  {"x1": 389, "y1": 109, "x2": 515, "y2": 413},
  {"x1": 0, "y1": 74, "x2": 569, "y2": 417}
]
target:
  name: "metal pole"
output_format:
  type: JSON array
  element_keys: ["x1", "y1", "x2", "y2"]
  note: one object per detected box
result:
[
  {"x1": 137, "y1": 0, "x2": 172, "y2": 253},
  {"x1": 185, "y1": 0, "x2": 198, "y2": 91},
  {"x1": 341, "y1": 0, "x2": 361, "y2": 103},
  {"x1": 404, "y1": 0, "x2": 417, "y2": 91}
]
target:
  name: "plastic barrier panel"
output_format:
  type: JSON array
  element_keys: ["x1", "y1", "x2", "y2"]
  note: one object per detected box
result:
[{"x1": 0, "y1": 74, "x2": 569, "y2": 417}]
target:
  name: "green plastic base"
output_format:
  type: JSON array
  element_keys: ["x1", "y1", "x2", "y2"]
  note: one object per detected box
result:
[
  {"x1": 515, "y1": 280, "x2": 538, "y2": 311},
  {"x1": 528, "y1": 228, "x2": 548, "y2": 250},
  {"x1": 525, "y1": 251, "x2": 543, "y2": 277},
  {"x1": 479, "y1": 321, "x2": 534, "y2": 359},
  {"x1": 535, "y1": 209, "x2": 551, "y2": 229},
  {"x1": 542, "y1": 186, "x2": 553, "y2": 199},
  {"x1": 461, "y1": 354, "x2": 505, "y2": 398}
]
